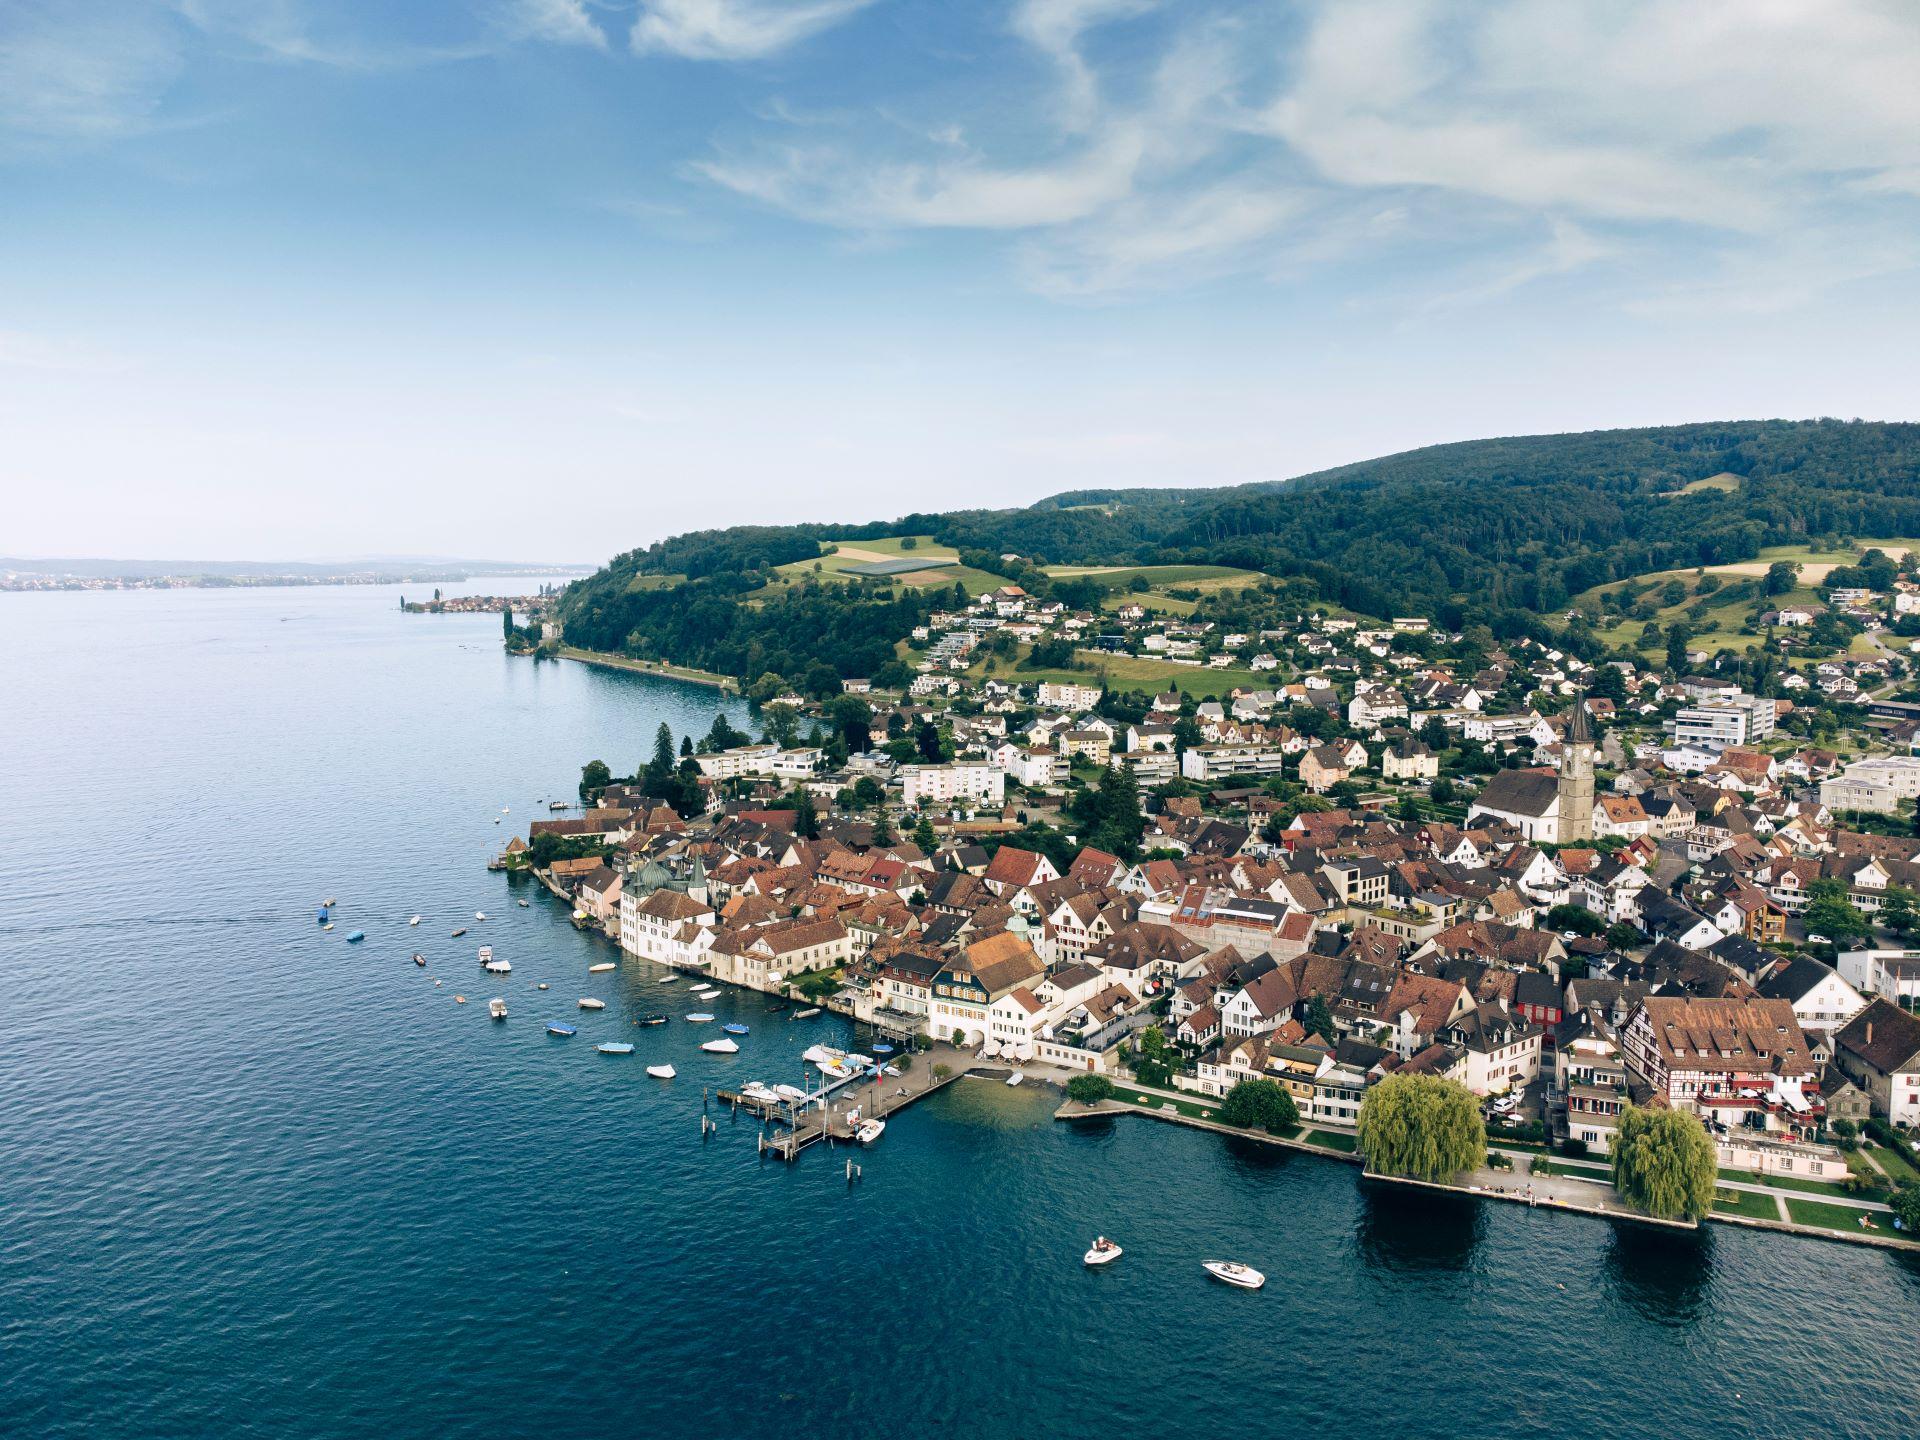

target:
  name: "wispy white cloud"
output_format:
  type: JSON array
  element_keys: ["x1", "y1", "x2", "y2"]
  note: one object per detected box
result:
[
  {"x1": 689, "y1": 0, "x2": 1920, "y2": 302},
  {"x1": 0, "y1": 2, "x2": 186, "y2": 145},
  {"x1": 631, "y1": 0, "x2": 877, "y2": 61},
  {"x1": 505, "y1": 0, "x2": 610, "y2": 51}
]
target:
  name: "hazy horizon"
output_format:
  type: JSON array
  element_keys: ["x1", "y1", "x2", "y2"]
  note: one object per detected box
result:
[{"x1": 8, "y1": 0, "x2": 1920, "y2": 560}]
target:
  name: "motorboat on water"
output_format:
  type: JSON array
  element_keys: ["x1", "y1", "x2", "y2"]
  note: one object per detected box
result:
[
  {"x1": 871, "y1": 1043, "x2": 895, "y2": 1055},
  {"x1": 647, "y1": 1064, "x2": 676, "y2": 1079},
  {"x1": 636, "y1": 1012, "x2": 668, "y2": 1025},
  {"x1": 1005, "y1": 1071, "x2": 1024, "y2": 1087},
  {"x1": 454, "y1": 994, "x2": 467, "y2": 1004},
  {"x1": 597, "y1": 1042, "x2": 634, "y2": 1056},
  {"x1": 659, "y1": 974, "x2": 680, "y2": 984},
  {"x1": 321, "y1": 922, "x2": 334, "y2": 931},
  {"x1": 408, "y1": 915, "x2": 421, "y2": 927},
  {"x1": 691, "y1": 985, "x2": 720, "y2": 996},
  {"x1": 517, "y1": 898, "x2": 530, "y2": 908},
  {"x1": 345, "y1": 931, "x2": 365, "y2": 943},
  {"x1": 546, "y1": 1023, "x2": 578, "y2": 1037},
  {"x1": 537, "y1": 982, "x2": 549, "y2": 990},
  {"x1": 1084, "y1": 1237, "x2": 1122, "y2": 1267},
  {"x1": 485, "y1": 960, "x2": 511, "y2": 975},
  {"x1": 578, "y1": 997, "x2": 605, "y2": 1010},
  {"x1": 701, "y1": 1037, "x2": 739, "y2": 1054},
  {"x1": 477, "y1": 945, "x2": 493, "y2": 963},
  {"x1": 721, "y1": 1023, "x2": 749, "y2": 1035},
  {"x1": 323, "y1": 897, "x2": 337, "y2": 908},
  {"x1": 1202, "y1": 1261, "x2": 1265, "y2": 1290},
  {"x1": 549, "y1": 800, "x2": 569, "y2": 811},
  {"x1": 740, "y1": 1082, "x2": 779, "y2": 1104},
  {"x1": 588, "y1": 962, "x2": 616, "y2": 973},
  {"x1": 488, "y1": 998, "x2": 508, "y2": 1020},
  {"x1": 413, "y1": 953, "x2": 426, "y2": 966},
  {"x1": 685, "y1": 1012, "x2": 715, "y2": 1024},
  {"x1": 316, "y1": 906, "x2": 331, "y2": 924},
  {"x1": 474, "y1": 911, "x2": 487, "y2": 921},
  {"x1": 450, "y1": 927, "x2": 467, "y2": 938},
  {"x1": 793, "y1": 1006, "x2": 822, "y2": 1019},
  {"x1": 855, "y1": 1119, "x2": 886, "y2": 1145},
  {"x1": 773, "y1": 1083, "x2": 807, "y2": 1102}
]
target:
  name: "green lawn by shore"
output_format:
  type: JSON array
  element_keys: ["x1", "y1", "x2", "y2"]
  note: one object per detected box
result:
[
  {"x1": 1786, "y1": 1198, "x2": 1888, "y2": 1235},
  {"x1": 1713, "y1": 1189, "x2": 1778, "y2": 1220}
]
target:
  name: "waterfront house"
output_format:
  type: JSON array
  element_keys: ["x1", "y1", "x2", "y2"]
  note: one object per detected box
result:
[
  {"x1": 1832, "y1": 999, "x2": 1920, "y2": 1126},
  {"x1": 927, "y1": 931, "x2": 1045, "y2": 1045},
  {"x1": 1620, "y1": 996, "x2": 1819, "y2": 1136}
]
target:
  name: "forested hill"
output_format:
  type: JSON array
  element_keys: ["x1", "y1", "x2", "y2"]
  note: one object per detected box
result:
[{"x1": 555, "y1": 419, "x2": 1920, "y2": 680}]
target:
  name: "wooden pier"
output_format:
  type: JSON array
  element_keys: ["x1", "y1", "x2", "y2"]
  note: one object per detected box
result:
[{"x1": 730, "y1": 1046, "x2": 982, "y2": 1162}]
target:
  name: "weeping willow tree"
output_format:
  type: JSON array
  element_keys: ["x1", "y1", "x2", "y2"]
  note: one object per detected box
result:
[
  {"x1": 1611, "y1": 1105, "x2": 1717, "y2": 1222},
  {"x1": 1355, "y1": 1074, "x2": 1486, "y2": 1183}
]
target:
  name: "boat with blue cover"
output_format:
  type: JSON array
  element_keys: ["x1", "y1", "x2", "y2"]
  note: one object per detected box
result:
[
  {"x1": 722, "y1": 1023, "x2": 749, "y2": 1035},
  {"x1": 345, "y1": 930, "x2": 365, "y2": 943},
  {"x1": 596, "y1": 1042, "x2": 633, "y2": 1055},
  {"x1": 546, "y1": 1023, "x2": 577, "y2": 1037}
]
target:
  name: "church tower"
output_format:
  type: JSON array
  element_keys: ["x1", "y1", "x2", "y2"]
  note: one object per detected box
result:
[{"x1": 1557, "y1": 697, "x2": 1595, "y2": 844}]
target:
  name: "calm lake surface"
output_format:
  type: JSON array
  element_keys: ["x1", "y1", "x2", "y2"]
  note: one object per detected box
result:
[{"x1": 3, "y1": 583, "x2": 1918, "y2": 1439}]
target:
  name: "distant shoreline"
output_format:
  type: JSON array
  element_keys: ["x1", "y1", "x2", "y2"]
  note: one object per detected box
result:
[{"x1": 2, "y1": 570, "x2": 590, "y2": 594}]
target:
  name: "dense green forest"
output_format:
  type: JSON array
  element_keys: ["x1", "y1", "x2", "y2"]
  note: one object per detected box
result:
[
  {"x1": 559, "y1": 572, "x2": 952, "y2": 696},
  {"x1": 556, "y1": 419, "x2": 1920, "y2": 680}
]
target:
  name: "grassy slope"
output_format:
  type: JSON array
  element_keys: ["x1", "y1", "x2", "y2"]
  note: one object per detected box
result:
[
  {"x1": 974, "y1": 643, "x2": 1264, "y2": 699},
  {"x1": 1575, "y1": 539, "x2": 1920, "y2": 659}
]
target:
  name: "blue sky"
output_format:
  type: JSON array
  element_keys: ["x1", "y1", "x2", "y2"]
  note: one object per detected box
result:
[{"x1": 6, "y1": 0, "x2": 1920, "y2": 562}]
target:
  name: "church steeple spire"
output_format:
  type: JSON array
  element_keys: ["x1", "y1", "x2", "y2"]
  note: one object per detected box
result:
[{"x1": 1556, "y1": 692, "x2": 1596, "y2": 843}]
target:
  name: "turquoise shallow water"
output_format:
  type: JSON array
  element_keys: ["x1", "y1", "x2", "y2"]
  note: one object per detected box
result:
[{"x1": 4, "y1": 583, "x2": 1919, "y2": 1439}]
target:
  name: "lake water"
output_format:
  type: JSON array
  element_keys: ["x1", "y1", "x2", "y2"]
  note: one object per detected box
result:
[{"x1": 3, "y1": 583, "x2": 1917, "y2": 1439}]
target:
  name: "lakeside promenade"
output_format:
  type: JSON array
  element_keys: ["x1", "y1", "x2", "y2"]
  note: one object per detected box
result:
[{"x1": 1056, "y1": 1080, "x2": 1919, "y2": 1252}]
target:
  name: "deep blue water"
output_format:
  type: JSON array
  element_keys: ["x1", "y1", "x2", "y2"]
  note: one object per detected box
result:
[{"x1": 4, "y1": 583, "x2": 1918, "y2": 1439}]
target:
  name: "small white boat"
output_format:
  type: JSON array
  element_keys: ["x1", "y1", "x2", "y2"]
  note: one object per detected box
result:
[
  {"x1": 488, "y1": 998, "x2": 508, "y2": 1020},
  {"x1": 773, "y1": 1084, "x2": 807, "y2": 1102},
  {"x1": 517, "y1": 899, "x2": 529, "y2": 908},
  {"x1": 409, "y1": 915, "x2": 421, "y2": 927},
  {"x1": 477, "y1": 945, "x2": 493, "y2": 962},
  {"x1": 740, "y1": 1082, "x2": 779, "y2": 1104},
  {"x1": 1005, "y1": 1071, "x2": 1024, "y2": 1087},
  {"x1": 855, "y1": 1118, "x2": 886, "y2": 1145},
  {"x1": 685, "y1": 1012, "x2": 715, "y2": 1023},
  {"x1": 1202, "y1": 1261, "x2": 1265, "y2": 1290},
  {"x1": 578, "y1": 997, "x2": 605, "y2": 1010},
  {"x1": 323, "y1": 897, "x2": 337, "y2": 908},
  {"x1": 597, "y1": 1042, "x2": 634, "y2": 1056},
  {"x1": 475, "y1": 911, "x2": 487, "y2": 921},
  {"x1": 794, "y1": 1006, "x2": 822, "y2": 1019},
  {"x1": 659, "y1": 974, "x2": 680, "y2": 984},
  {"x1": 571, "y1": 909, "x2": 588, "y2": 923},
  {"x1": 647, "y1": 1064, "x2": 676, "y2": 1079},
  {"x1": 454, "y1": 994, "x2": 467, "y2": 1004},
  {"x1": 537, "y1": 982, "x2": 549, "y2": 990},
  {"x1": 588, "y1": 962, "x2": 616, "y2": 974},
  {"x1": 701, "y1": 1037, "x2": 739, "y2": 1054},
  {"x1": 321, "y1": 922, "x2": 334, "y2": 931},
  {"x1": 434, "y1": 980, "x2": 443, "y2": 987},
  {"x1": 485, "y1": 960, "x2": 511, "y2": 975},
  {"x1": 1084, "y1": 1238, "x2": 1122, "y2": 1267}
]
